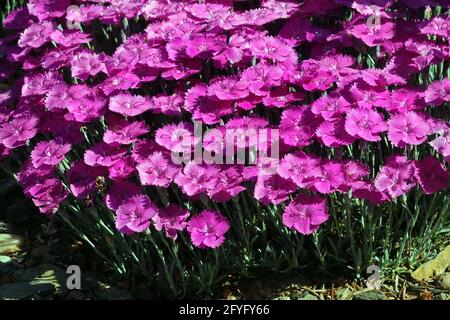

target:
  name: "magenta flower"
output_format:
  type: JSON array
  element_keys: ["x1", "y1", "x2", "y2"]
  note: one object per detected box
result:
[
  {"x1": 50, "y1": 29, "x2": 91, "y2": 48},
  {"x1": 103, "y1": 120, "x2": 149, "y2": 145},
  {"x1": 351, "y1": 21, "x2": 395, "y2": 47},
  {"x1": 386, "y1": 88, "x2": 425, "y2": 113},
  {"x1": 115, "y1": 194, "x2": 158, "y2": 235},
  {"x1": 101, "y1": 71, "x2": 140, "y2": 96},
  {"x1": 316, "y1": 119, "x2": 356, "y2": 147},
  {"x1": 174, "y1": 162, "x2": 220, "y2": 197},
  {"x1": 185, "y1": 34, "x2": 225, "y2": 59},
  {"x1": 3, "y1": 7, "x2": 31, "y2": 30},
  {"x1": 40, "y1": 47, "x2": 73, "y2": 70},
  {"x1": 280, "y1": 107, "x2": 320, "y2": 147},
  {"x1": 152, "y1": 205, "x2": 190, "y2": 240},
  {"x1": 278, "y1": 152, "x2": 321, "y2": 188},
  {"x1": 187, "y1": 210, "x2": 230, "y2": 249},
  {"x1": 226, "y1": 116, "x2": 269, "y2": 130},
  {"x1": 150, "y1": 93, "x2": 184, "y2": 116},
  {"x1": 185, "y1": 83, "x2": 233, "y2": 124},
  {"x1": 155, "y1": 122, "x2": 197, "y2": 153},
  {"x1": 340, "y1": 161, "x2": 370, "y2": 192},
  {"x1": 208, "y1": 77, "x2": 249, "y2": 101},
  {"x1": 301, "y1": 70, "x2": 337, "y2": 92},
  {"x1": 213, "y1": 45, "x2": 244, "y2": 68},
  {"x1": 414, "y1": 156, "x2": 449, "y2": 195},
  {"x1": 320, "y1": 54, "x2": 355, "y2": 77},
  {"x1": 352, "y1": 181, "x2": 390, "y2": 205},
  {"x1": 131, "y1": 139, "x2": 166, "y2": 164},
  {"x1": 0, "y1": 115, "x2": 39, "y2": 149},
  {"x1": 18, "y1": 21, "x2": 54, "y2": 48},
  {"x1": 207, "y1": 166, "x2": 246, "y2": 203},
  {"x1": 241, "y1": 63, "x2": 284, "y2": 96},
  {"x1": 279, "y1": 15, "x2": 313, "y2": 45},
  {"x1": 388, "y1": 112, "x2": 429, "y2": 147},
  {"x1": 109, "y1": 92, "x2": 151, "y2": 117},
  {"x1": 26, "y1": 178, "x2": 68, "y2": 215},
  {"x1": 84, "y1": 142, "x2": 127, "y2": 167},
  {"x1": 21, "y1": 71, "x2": 62, "y2": 97},
  {"x1": 40, "y1": 114, "x2": 83, "y2": 145},
  {"x1": 68, "y1": 161, "x2": 106, "y2": 199},
  {"x1": 108, "y1": 157, "x2": 136, "y2": 181},
  {"x1": 262, "y1": 86, "x2": 304, "y2": 108},
  {"x1": 250, "y1": 36, "x2": 295, "y2": 62},
  {"x1": 345, "y1": 108, "x2": 388, "y2": 142},
  {"x1": 361, "y1": 68, "x2": 406, "y2": 87},
  {"x1": 45, "y1": 83, "x2": 85, "y2": 111},
  {"x1": 349, "y1": 84, "x2": 390, "y2": 110},
  {"x1": 71, "y1": 51, "x2": 107, "y2": 80},
  {"x1": 424, "y1": 79, "x2": 449, "y2": 106},
  {"x1": 161, "y1": 60, "x2": 203, "y2": 81},
  {"x1": 225, "y1": 116, "x2": 268, "y2": 149},
  {"x1": 27, "y1": 0, "x2": 70, "y2": 21},
  {"x1": 105, "y1": 180, "x2": 141, "y2": 211},
  {"x1": 17, "y1": 160, "x2": 53, "y2": 189},
  {"x1": 306, "y1": 160, "x2": 346, "y2": 194},
  {"x1": 400, "y1": 40, "x2": 444, "y2": 72},
  {"x1": 429, "y1": 127, "x2": 450, "y2": 159},
  {"x1": 254, "y1": 174, "x2": 297, "y2": 205},
  {"x1": 66, "y1": 87, "x2": 106, "y2": 123},
  {"x1": 236, "y1": 9, "x2": 282, "y2": 27},
  {"x1": 31, "y1": 139, "x2": 71, "y2": 168},
  {"x1": 311, "y1": 94, "x2": 351, "y2": 121},
  {"x1": 374, "y1": 155, "x2": 416, "y2": 199},
  {"x1": 282, "y1": 194, "x2": 329, "y2": 235},
  {"x1": 143, "y1": 47, "x2": 174, "y2": 70},
  {"x1": 137, "y1": 152, "x2": 180, "y2": 188},
  {"x1": 419, "y1": 17, "x2": 449, "y2": 38}
]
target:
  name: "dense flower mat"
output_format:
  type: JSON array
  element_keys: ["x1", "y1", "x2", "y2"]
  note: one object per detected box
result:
[{"x1": 0, "y1": 0, "x2": 449, "y2": 250}]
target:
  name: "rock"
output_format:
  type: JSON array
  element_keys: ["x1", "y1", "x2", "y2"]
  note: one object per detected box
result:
[
  {"x1": 0, "y1": 255, "x2": 21, "y2": 275},
  {"x1": 0, "y1": 234, "x2": 24, "y2": 255},
  {"x1": 0, "y1": 255, "x2": 12, "y2": 264},
  {"x1": 437, "y1": 272, "x2": 450, "y2": 290},
  {"x1": 353, "y1": 290, "x2": 385, "y2": 300},
  {"x1": 12, "y1": 264, "x2": 67, "y2": 294},
  {"x1": 412, "y1": 245, "x2": 450, "y2": 281},
  {"x1": 0, "y1": 282, "x2": 54, "y2": 300}
]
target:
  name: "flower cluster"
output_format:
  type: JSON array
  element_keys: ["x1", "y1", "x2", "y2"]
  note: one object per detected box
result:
[{"x1": 0, "y1": 0, "x2": 449, "y2": 249}]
